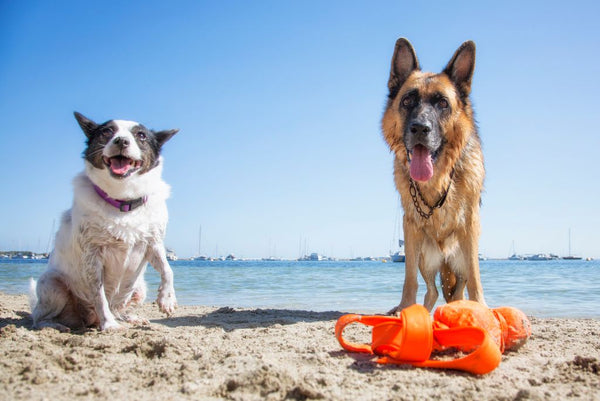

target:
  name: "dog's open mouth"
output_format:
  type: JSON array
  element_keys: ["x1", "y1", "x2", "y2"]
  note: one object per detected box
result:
[
  {"x1": 409, "y1": 144, "x2": 434, "y2": 182},
  {"x1": 103, "y1": 156, "x2": 142, "y2": 177}
]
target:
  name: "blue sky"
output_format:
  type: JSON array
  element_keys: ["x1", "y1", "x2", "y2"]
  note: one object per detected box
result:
[{"x1": 1, "y1": 1, "x2": 599, "y2": 259}]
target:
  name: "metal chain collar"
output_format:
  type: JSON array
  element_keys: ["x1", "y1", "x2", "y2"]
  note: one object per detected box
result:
[{"x1": 408, "y1": 169, "x2": 455, "y2": 219}]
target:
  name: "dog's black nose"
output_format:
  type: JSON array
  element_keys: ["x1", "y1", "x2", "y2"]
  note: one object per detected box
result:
[
  {"x1": 409, "y1": 122, "x2": 431, "y2": 136},
  {"x1": 113, "y1": 137, "x2": 130, "y2": 147}
]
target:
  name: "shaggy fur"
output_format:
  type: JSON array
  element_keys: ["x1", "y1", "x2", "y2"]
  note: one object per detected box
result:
[
  {"x1": 30, "y1": 112, "x2": 178, "y2": 332},
  {"x1": 382, "y1": 38, "x2": 486, "y2": 313}
]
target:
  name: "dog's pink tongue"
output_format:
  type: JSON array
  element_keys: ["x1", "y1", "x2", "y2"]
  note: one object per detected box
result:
[
  {"x1": 110, "y1": 158, "x2": 132, "y2": 175},
  {"x1": 410, "y1": 145, "x2": 434, "y2": 182}
]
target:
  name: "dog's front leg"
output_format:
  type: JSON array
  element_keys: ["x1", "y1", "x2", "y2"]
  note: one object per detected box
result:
[
  {"x1": 420, "y1": 262, "x2": 439, "y2": 311},
  {"x1": 397, "y1": 251, "x2": 419, "y2": 311},
  {"x1": 81, "y1": 253, "x2": 122, "y2": 331},
  {"x1": 147, "y1": 243, "x2": 177, "y2": 316},
  {"x1": 389, "y1": 220, "x2": 422, "y2": 315},
  {"x1": 95, "y1": 284, "x2": 122, "y2": 331},
  {"x1": 464, "y1": 231, "x2": 487, "y2": 306}
]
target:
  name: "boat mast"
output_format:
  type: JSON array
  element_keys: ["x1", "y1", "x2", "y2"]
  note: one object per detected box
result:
[
  {"x1": 46, "y1": 219, "x2": 56, "y2": 253},
  {"x1": 198, "y1": 225, "x2": 202, "y2": 257}
]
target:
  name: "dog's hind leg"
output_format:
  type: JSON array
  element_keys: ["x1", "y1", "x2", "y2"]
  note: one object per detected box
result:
[
  {"x1": 440, "y1": 263, "x2": 457, "y2": 302},
  {"x1": 440, "y1": 262, "x2": 468, "y2": 302},
  {"x1": 31, "y1": 271, "x2": 74, "y2": 332},
  {"x1": 128, "y1": 275, "x2": 147, "y2": 306}
]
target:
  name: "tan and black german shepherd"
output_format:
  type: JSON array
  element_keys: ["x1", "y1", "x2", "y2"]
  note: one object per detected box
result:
[{"x1": 382, "y1": 38, "x2": 486, "y2": 313}]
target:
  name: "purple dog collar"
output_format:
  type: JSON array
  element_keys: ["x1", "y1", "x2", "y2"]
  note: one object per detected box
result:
[{"x1": 93, "y1": 184, "x2": 148, "y2": 212}]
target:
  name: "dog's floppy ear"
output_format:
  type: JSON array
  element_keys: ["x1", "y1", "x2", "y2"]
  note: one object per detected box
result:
[
  {"x1": 154, "y1": 129, "x2": 179, "y2": 148},
  {"x1": 443, "y1": 41, "x2": 476, "y2": 99},
  {"x1": 74, "y1": 112, "x2": 98, "y2": 138},
  {"x1": 388, "y1": 38, "x2": 420, "y2": 97}
]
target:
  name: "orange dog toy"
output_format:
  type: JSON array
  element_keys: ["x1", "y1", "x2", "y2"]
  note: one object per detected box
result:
[{"x1": 335, "y1": 300, "x2": 531, "y2": 375}]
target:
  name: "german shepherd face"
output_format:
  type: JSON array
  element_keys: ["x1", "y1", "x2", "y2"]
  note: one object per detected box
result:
[{"x1": 382, "y1": 39, "x2": 477, "y2": 183}]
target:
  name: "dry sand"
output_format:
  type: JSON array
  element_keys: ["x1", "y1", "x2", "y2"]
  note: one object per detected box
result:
[{"x1": 1, "y1": 292, "x2": 599, "y2": 401}]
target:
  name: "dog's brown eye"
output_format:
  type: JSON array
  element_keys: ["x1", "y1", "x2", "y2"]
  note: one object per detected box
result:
[
  {"x1": 438, "y1": 99, "x2": 449, "y2": 109},
  {"x1": 402, "y1": 96, "x2": 414, "y2": 108},
  {"x1": 101, "y1": 128, "x2": 113, "y2": 137},
  {"x1": 136, "y1": 132, "x2": 147, "y2": 141}
]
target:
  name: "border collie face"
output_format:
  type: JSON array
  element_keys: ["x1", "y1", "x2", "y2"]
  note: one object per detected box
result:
[{"x1": 74, "y1": 112, "x2": 178, "y2": 179}]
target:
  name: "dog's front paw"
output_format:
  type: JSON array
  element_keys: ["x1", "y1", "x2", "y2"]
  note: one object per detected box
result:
[
  {"x1": 101, "y1": 320, "x2": 125, "y2": 332},
  {"x1": 157, "y1": 291, "x2": 177, "y2": 316},
  {"x1": 123, "y1": 314, "x2": 150, "y2": 326},
  {"x1": 387, "y1": 302, "x2": 413, "y2": 317},
  {"x1": 387, "y1": 305, "x2": 402, "y2": 317}
]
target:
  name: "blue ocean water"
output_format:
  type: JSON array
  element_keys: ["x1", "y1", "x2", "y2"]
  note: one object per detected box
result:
[{"x1": 2, "y1": 259, "x2": 598, "y2": 318}]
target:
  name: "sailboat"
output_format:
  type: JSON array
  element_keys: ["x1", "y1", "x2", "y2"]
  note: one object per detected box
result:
[
  {"x1": 508, "y1": 240, "x2": 524, "y2": 260},
  {"x1": 193, "y1": 225, "x2": 209, "y2": 261},
  {"x1": 390, "y1": 200, "x2": 405, "y2": 262},
  {"x1": 391, "y1": 240, "x2": 406, "y2": 263},
  {"x1": 562, "y1": 229, "x2": 582, "y2": 260}
]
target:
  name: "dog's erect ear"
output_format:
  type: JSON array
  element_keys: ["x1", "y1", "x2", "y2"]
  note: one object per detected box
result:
[
  {"x1": 154, "y1": 129, "x2": 179, "y2": 148},
  {"x1": 74, "y1": 112, "x2": 98, "y2": 139},
  {"x1": 443, "y1": 41, "x2": 476, "y2": 99},
  {"x1": 388, "y1": 38, "x2": 420, "y2": 97}
]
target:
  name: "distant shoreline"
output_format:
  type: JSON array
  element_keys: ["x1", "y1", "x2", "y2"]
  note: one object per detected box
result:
[{"x1": 1, "y1": 253, "x2": 595, "y2": 262}]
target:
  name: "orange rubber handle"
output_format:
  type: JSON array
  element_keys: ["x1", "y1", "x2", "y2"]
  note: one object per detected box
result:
[
  {"x1": 335, "y1": 304, "x2": 432, "y2": 360},
  {"x1": 378, "y1": 326, "x2": 502, "y2": 375},
  {"x1": 335, "y1": 313, "x2": 404, "y2": 354},
  {"x1": 371, "y1": 304, "x2": 433, "y2": 362}
]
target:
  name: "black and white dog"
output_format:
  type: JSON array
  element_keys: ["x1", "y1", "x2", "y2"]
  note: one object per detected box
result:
[{"x1": 30, "y1": 112, "x2": 178, "y2": 332}]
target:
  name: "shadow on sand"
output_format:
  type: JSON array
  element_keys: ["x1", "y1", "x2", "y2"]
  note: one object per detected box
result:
[{"x1": 151, "y1": 306, "x2": 344, "y2": 331}]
